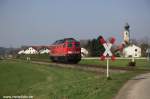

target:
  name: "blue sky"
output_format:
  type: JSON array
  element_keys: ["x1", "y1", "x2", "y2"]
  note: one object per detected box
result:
[{"x1": 0, "y1": 0, "x2": 150, "y2": 47}]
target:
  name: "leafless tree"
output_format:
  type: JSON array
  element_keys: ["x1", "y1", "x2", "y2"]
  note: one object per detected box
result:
[{"x1": 139, "y1": 37, "x2": 150, "y2": 57}]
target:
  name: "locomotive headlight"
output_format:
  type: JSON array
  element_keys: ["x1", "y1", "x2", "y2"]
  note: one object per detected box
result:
[{"x1": 68, "y1": 51, "x2": 73, "y2": 54}]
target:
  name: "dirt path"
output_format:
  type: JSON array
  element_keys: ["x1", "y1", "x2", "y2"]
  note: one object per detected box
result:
[{"x1": 115, "y1": 73, "x2": 150, "y2": 99}]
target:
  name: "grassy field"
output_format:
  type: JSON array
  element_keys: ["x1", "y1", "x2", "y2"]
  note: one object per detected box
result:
[
  {"x1": 0, "y1": 60, "x2": 142, "y2": 99},
  {"x1": 79, "y1": 59, "x2": 150, "y2": 69}
]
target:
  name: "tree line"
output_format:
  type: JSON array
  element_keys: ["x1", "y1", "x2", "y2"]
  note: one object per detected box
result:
[{"x1": 81, "y1": 36, "x2": 105, "y2": 57}]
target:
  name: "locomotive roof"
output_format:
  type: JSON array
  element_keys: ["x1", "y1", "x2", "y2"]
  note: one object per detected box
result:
[
  {"x1": 52, "y1": 38, "x2": 77, "y2": 45},
  {"x1": 64, "y1": 38, "x2": 74, "y2": 40}
]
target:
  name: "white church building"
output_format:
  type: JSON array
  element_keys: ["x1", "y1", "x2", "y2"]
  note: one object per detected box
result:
[
  {"x1": 123, "y1": 44, "x2": 141, "y2": 57},
  {"x1": 39, "y1": 47, "x2": 50, "y2": 54}
]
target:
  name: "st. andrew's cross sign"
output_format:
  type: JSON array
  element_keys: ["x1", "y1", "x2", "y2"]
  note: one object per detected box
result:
[
  {"x1": 99, "y1": 36, "x2": 116, "y2": 61},
  {"x1": 99, "y1": 36, "x2": 116, "y2": 78}
]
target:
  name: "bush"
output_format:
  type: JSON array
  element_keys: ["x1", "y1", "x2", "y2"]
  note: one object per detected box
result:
[{"x1": 128, "y1": 61, "x2": 136, "y2": 67}]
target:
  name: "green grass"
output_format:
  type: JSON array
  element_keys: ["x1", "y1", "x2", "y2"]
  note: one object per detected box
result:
[
  {"x1": 0, "y1": 60, "x2": 141, "y2": 99},
  {"x1": 79, "y1": 59, "x2": 150, "y2": 69}
]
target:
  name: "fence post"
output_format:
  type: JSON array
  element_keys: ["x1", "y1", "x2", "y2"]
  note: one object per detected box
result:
[{"x1": 106, "y1": 58, "x2": 109, "y2": 78}]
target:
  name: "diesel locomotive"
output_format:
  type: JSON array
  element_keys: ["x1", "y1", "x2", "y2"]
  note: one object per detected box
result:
[{"x1": 49, "y1": 38, "x2": 81, "y2": 63}]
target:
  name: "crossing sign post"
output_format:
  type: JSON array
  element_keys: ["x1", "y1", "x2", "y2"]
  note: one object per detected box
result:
[{"x1": 99, "y1": 36, "x2": 116, "y2": 79}]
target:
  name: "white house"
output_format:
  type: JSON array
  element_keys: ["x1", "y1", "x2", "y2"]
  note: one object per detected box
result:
[
  {"x1": 81, "y1": 48, "x2": 88, "y2": 57},
  {"x1": 18, "y1": 50, "x2": 25, "y2": 54},
  {"x1": 39, "y1": 47, "x2": 50, "y2": 54},
  {"x1": 123, "y1": 44, "x2": 141, "y2": 57},
  {"x1": 24, "y1": 47, "x2": 38, "y2": 54},
  {"x1": 146, "y1": 48, "x2": 150, "y2": 54}
]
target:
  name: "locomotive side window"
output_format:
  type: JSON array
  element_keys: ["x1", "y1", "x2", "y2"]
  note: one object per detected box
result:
[
  {"x1": 75, "y1": 43, "x2": 80, "y2": 47},
  {"x1": 68, "y1": 43, "x2": 72, "y2": 47}
]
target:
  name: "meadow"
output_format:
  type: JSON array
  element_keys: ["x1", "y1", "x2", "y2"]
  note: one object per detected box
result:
[
  {"x1": 79, "y1": 58, "x2": 150, "y2": 69},
  {"x1": 0, "y1": 60, "x2": 141, "y2": 99}
]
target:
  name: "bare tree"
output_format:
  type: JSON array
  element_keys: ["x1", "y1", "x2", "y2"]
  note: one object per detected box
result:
[{"x1": 139, "y1": 37, "x2": 150, "y2": 57}]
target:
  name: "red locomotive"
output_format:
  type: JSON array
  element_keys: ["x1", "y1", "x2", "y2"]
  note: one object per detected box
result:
[{"x1": 49, "y1": 38, "x2": 81, "y2": 63}]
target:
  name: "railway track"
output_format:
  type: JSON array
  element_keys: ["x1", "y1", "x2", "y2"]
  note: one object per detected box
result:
[
  {"x1": 12, "y1": 59, "x2": 149, "y2": 74},
  {"x1": 31, "y1": 60, "x2": 129, "y2": 74}
]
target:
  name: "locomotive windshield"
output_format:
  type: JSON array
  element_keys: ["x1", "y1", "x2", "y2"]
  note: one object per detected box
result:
[
  {"x1": 75, "y1": 43, "x2": 80, "y2": 47},
  {"x1": 53, "y1": 39, "x2": 65, "y2": 45},
  {"x1": 65, "y1": 38, "x2": 76, "y2": 42},
  {"x1": 52, "y1": 38, "x2": 77, "y2": 45}
]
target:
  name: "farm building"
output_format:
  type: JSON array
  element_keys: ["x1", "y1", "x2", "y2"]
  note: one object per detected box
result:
[
  {"x1": 39, "y1": 46, "x2": 50, "y2": 54},
  {"x1": 123, "y1": 44, "x2": 141, "y2": 57},
  {"x1": 23, "y1": 47, "x2": 39, "y2": 54},
  {"x1": 81, "y1": 48, "x2": 88, "y2": 57},
  {"x1": 18, "y1": 46, "x2": 50, "y2": 55},
  {"x1": 18, "y1": 50, "x2": 25, "y2": 54}
]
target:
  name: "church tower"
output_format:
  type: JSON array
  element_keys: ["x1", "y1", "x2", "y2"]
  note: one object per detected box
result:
[{"x1": 123, "y1": 23, "x2": 130, "y2": 45}]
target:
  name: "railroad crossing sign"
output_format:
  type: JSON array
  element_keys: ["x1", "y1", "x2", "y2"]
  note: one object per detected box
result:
[
  {"x1": 99, "y1": 36, "x2": 116, "y2": 60},
  {"x1": 99, "y1": 36, "x2": 116, "y2": 79},
  {"x1": 102, "y1": 43, "x2": 113, "y2": 59}
]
